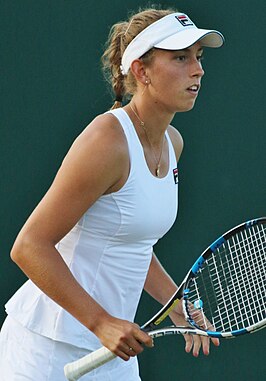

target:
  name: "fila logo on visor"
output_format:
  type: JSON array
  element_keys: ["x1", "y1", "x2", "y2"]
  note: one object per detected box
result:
[{"x1": 175, "y1": 15, "x2": 194, "y2": 27}]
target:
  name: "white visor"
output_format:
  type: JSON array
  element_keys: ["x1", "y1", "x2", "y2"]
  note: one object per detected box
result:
[{"x1": 120, "y1": 12, "x2": 224, "y2": 75}]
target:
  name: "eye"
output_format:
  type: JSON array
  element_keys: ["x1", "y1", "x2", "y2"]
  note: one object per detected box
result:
[
  {"x1": 197, "y1": 54, "x2": 204, "y2": 62},
  {"x1": 176, "y1": 55, "x2": 186, "y2": 61}
]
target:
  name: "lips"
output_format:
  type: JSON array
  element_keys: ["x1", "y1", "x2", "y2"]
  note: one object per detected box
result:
[{"x1": 187, "y1": 84, "x2": 200, "y2": 92}]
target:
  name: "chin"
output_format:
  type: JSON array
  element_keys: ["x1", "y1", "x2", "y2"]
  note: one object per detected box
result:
[{"x1": 176, "y1": 102, "x2": 196, "y2": 113}]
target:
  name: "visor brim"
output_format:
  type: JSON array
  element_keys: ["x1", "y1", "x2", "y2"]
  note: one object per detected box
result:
[{"x1": 154, "y1": 29, "x2": 224, "y2": 50}]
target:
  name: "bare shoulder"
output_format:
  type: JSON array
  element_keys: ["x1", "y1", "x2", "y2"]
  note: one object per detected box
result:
[
  {"x1": 68, "y1": 111, "x2": 130, "y2": 184},
  {"x1": 167, "y1": 125, "x2": 184, "y2": 162},
  {"x1": 63, "y1": 111, "x2": 129, "y2": 194},
  {"x1": 78, "y1": 112, "x2": 128, "y2": 153}
]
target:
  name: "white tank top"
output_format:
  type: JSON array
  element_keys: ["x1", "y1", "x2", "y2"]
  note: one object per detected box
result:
[{"x1": 5, "y1": 108, "x2": 178, "y2": 350}]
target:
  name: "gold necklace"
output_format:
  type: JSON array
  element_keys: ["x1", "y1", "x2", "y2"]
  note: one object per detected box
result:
[{"x1": 129, "y1": 103, "x2": 164, "y2": 177}]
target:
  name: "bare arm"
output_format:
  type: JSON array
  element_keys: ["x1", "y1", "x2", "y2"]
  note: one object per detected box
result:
[
  {"x1": 11, "y1": 113, "x2": 152, "y2": 359},
  {"x1": 144, "y1": 252, "x2": 178, "y2": 305}
]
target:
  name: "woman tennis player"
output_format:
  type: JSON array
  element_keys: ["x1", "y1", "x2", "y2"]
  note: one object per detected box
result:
[{"x1": 0, "y1": 7, "x2": 224, "y2": 381}]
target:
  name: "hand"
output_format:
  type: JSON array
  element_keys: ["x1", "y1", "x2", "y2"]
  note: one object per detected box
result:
[
  {"x1": 93, "y1": 315, "x2": 154, "y2": 361},
  {"x1": 169, "y1": 300, "x2": 220, "y2": 357}
]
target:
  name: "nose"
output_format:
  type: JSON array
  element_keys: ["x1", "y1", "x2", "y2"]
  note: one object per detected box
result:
[{"x1": 191, "y1": 59, "x2": 205, "y2": 78}]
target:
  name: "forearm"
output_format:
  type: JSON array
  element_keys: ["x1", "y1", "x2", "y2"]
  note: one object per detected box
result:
[
  {"x1": 11, "y1": 237, "x2": 109, "y2": 334},
  {"x1": 11, "y1": 236, "x2": 154, "y2": 358},
  {"x1": 144, "y1": 251, "x2": 178, "y2": 305}
]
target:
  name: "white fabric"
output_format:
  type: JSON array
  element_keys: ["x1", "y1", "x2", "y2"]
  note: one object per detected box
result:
[
  {"x1": 0, "y1": 316, "x2": 140, "y2": 381},
  {"x1": 4, "y1": 108, "x2": 178, "y2": 378},
  {"x1": 121, "y1": 12, "x2": 224, "y2": 74}
]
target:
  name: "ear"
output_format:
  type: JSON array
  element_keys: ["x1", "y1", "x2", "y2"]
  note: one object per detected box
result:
[{"x1": 130, "y1": 59, "x2": 149, "y2": 85}]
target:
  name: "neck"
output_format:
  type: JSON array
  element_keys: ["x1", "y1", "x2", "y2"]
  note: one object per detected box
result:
[
  {"x1": 127, "y1": 99, "x2": 169, "y2": 177},
  {"x1": 128, "y1": 96, "x2": 174, "y2": 144}
]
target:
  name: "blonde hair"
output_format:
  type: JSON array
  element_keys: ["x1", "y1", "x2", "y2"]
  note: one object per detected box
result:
[{"x1": 101, "y1": 7, "x2": 177, "y2": 109}]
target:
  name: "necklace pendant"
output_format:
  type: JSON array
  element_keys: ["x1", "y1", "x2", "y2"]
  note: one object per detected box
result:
[{"x1": 156, "y1": 167, "x2": 160, "y2": 177}]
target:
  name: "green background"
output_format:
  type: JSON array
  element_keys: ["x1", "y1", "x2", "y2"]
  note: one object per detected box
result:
[{"x1": 1, "y1": 1, "x2": 265, "y2": 380}]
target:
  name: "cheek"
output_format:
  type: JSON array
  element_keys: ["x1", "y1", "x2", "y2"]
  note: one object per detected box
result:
[
  {"x1": 153, "y1": 79, "x2": 183, "y2": 101},
  {"x1": 151, "y1": 70, "x2": 182, "y2": 94}
]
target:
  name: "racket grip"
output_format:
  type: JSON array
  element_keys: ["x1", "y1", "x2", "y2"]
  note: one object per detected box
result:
[{"x1": 64, "y1": 346, "x2": 116, "y2": 381}]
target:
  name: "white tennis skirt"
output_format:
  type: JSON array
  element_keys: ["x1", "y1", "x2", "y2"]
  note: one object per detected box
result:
[{"x1": 0, "y1": 316, "x2": 141, "y2": 381}]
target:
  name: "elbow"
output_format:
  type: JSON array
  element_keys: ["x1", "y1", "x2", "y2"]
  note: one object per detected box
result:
[
  {"x1": 11, "y1": 231, "x2": 54, "y2": 268},
  {"x1": 10, "y1": 233, "x2": 34, "y2": 266}
]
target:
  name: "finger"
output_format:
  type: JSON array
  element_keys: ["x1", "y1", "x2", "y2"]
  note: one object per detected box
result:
[
  {"x1": 127, "y1": 347, "x2": 137, "y2": 357},
  {"x1": 126, "y1": 339, "x2": 144, "y2": 355},
  {"x1": 192, "y1": 335, "x2": 202, "y2": 357},
  {"x1": 183, "y1": 334, "x2": 193, "y2": 354},
  {"x1": 201, "y1": 336, "x2": 211, "y2": 356},
  {"x1": 115, "y1": 349, "x2": 131, "y2": 361},
  {"x1": 135, "y1": 330, "x2": 154, "y2": 348},
  {"x1": 211, "y1": 337, "x2": 220, "y2": 347},
  {"x1": 123, "y1": 345, "x2": 138, "y2": 357}
]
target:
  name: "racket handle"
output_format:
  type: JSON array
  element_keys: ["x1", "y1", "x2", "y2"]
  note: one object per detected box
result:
[{"x1": 64, "y1": 346, "x2": 116, "y2": 381}]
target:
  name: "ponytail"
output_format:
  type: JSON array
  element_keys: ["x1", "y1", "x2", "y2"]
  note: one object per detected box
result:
[{"x1": 101, "y1": 8, "x2": 175, "y2": 107}]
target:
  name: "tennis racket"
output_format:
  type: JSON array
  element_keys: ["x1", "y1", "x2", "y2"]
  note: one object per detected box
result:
[{"x1": 64, "y1": 217, "x2": 266, "y2": 381}]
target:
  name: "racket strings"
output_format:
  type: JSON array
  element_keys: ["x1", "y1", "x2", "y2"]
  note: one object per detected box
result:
[
  {"x1": 238, "y1": 228, "x2": 265, "y2": 322},
  {"x1": 226, "y1": 231, "x2": 263, "y2": 328},
  {"x1": 187, "y1": 223, "x2": 266, "y2": 333},
  {"x1": 214, "y1": 225, "x2": 266, "y2": 329}
]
